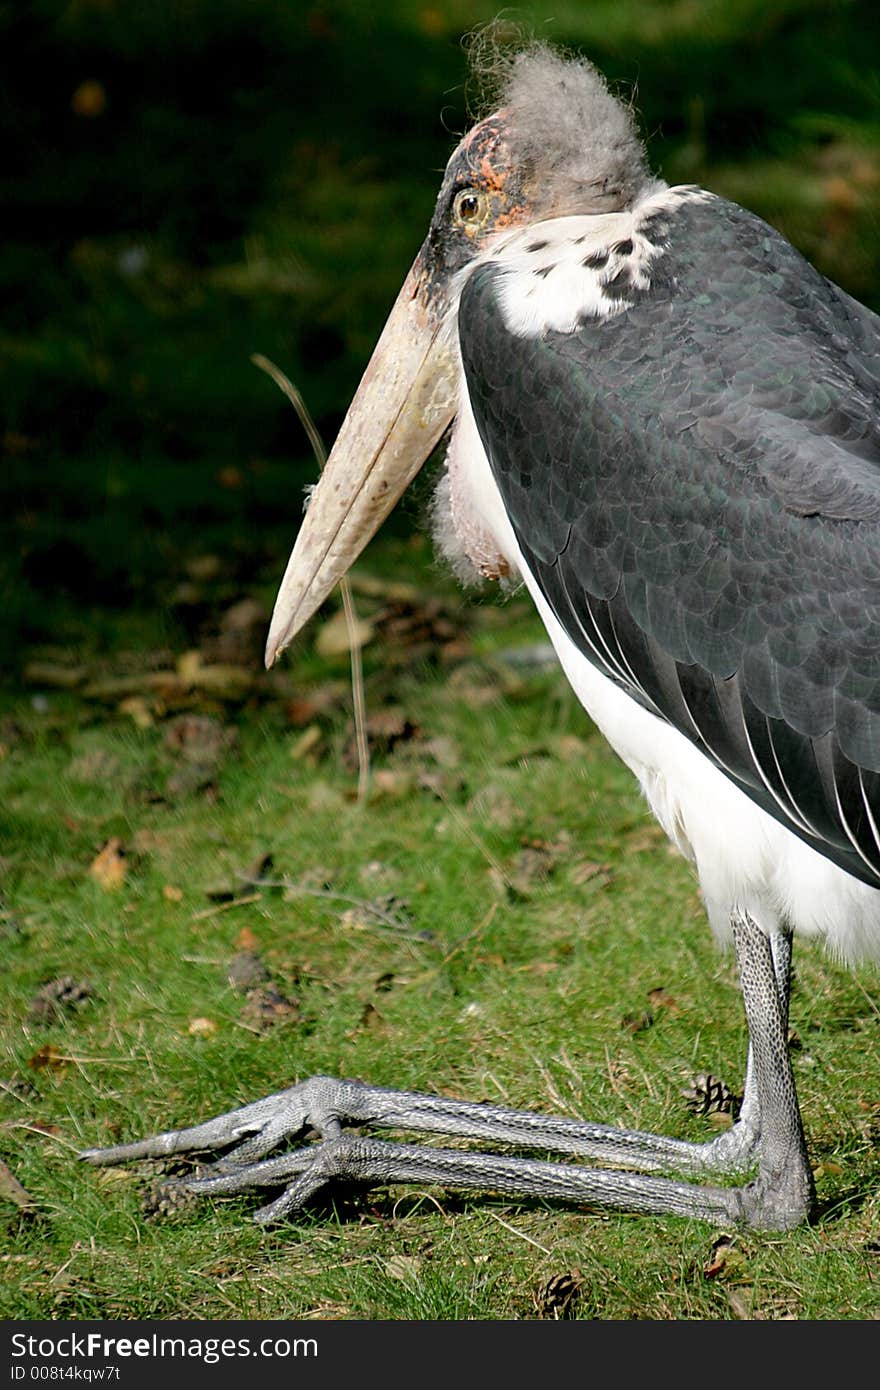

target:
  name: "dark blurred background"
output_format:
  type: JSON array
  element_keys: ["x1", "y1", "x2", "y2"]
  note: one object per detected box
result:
[{"x1": 2, "y1": 0, "x2": 879, "y2": 671}]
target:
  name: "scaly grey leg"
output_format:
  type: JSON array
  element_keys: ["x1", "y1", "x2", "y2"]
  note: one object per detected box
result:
[{"x1": 81, "y1": 913, "x2": 812, "y2": 1229}]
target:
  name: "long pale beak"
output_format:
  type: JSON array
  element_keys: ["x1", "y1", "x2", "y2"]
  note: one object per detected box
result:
[{"x1": 265, "y1": 257, "x2": 457, "y2": 667}]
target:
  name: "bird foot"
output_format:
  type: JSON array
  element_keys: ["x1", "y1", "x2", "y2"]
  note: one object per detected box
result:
[{"x1": 80, "y1": 1074, "x2": 809, "y2": 1229}]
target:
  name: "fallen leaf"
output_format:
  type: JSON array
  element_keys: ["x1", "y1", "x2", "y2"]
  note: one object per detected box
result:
[
  {"x1": 626, "y1": 824, "x2": 666, "y2": 853},
  {"x1": 118, "y1": 696, "x2": 154, "y2": 728},
  {"x1": 356, "y1": 1002, "x2": 386, "y2": 1032},
  {"x1": 176, "y1": 649, "x2": 203, "y2": 683},
  {"x1": 513, "y1": 842, "x2": 556, "y2": 885},
  {"x1": 83, "y1": 673, "x2": 187, "y2": 703},
  {"x1": 369, "y1": 768, "x2": 415, "y2": 798},
  {"x1": 812, "y1": 1160, "x2": 844, "y2": 1179},
  {"x1": 289, "y1": 725, "x2": 323, "y2": 761},
  {"x1": 164, "y1": 714, "x2": 238, "y2": 763},
  {"x1": 0, "y1": 1160, "x2": 36, "y2": 1212},
  {"x1": 199, "y1": 597, "x2": 268, "y2": 667},
  {"x1": 89, "y1": 838, "x2": 128, "y2": 891},
  {"x1": 364, "y1": 708, "x2": 419, "y2": 752},
  {"x1": 187, "y1": 1017, "x2": 217, "y2": 1038},
  {"x1": 67, "y1": 748, "x2": 121, "y2": 784},
  {"x1": 240, "y1": 986, "x2": 300, "y2": 1032},
  {"x1": 348, "y1": 573, "x2": 422, "y2": 604},
  {"x1": 236, "y1": 852, "x2": 274, "y2": 890},
  {"x1": 185, "y1": 554, "x2": 222, "y2": 582},
  {"x1": 71, "y1": 80, "x2": 106, "y2": 117},
  {"x1": 315, "y1": 609, "x2": 375, "y2": 656},
  {"x1": 418, "y1": 736, "x2": 461, "y2": 768},
  {"x1": 216, "y1": 465, "x2": 244, "y2": 490},
  {"x1": 727, "y1": 1289, "x2": 761, "y2": 1319},
  {"x1": 571, "y1": 859, "x2": 612, "y2": 886},
  {"x1": 384, "y1": 1254, "x2": 422, "y2": 1280},
  {"x1": 621, "y1": 1010, "x2": 654, "y2": 1034},
  {"x1": 163, "y1": 884, "x2": 183, "y2": 902},
  {"x1": 702, "y1": 1234, "x2": 749, "y2": 1280},
  {"x1": 358, "y1": 860, "x2": 398, "y2": 888},
  {"x1": 227, "y1": 951, "x2": 270, "y2": 993},
  {"x1": 647, "y1": 986, "x2": 680, "y2": 1013},
  {"x1": 23, "y1": 662, "x2": 87, "y2": 690},
  {"x1": 285, "y1": 682, "x2": 347, "y2": 727},
  {"x1": 28, "y1": 1044, "x2": 67, "y2": 1072}
]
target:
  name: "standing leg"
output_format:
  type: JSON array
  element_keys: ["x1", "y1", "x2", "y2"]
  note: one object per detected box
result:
[{"x1": 731, "y1": 910, "x2": 814, "y2": 1229}]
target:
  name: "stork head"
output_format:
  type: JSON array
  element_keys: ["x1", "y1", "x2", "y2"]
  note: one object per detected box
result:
[{"x1": 265, "y1": 47, "x2": 653, "y2": 667}]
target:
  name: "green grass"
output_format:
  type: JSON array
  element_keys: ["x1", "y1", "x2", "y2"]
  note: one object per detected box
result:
[{"x1": 2, "y1": 557, "x2": 879, "y2": 1321}]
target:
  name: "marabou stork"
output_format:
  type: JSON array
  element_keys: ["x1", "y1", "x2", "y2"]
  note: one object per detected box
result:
[{"x1": 84, "y1": 48, "x2": 880, "y2": 1231}]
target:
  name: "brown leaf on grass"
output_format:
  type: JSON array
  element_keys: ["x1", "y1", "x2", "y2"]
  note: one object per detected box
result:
[
  {"x1": 163, "y1": 714, "x2": 238, "y2": 800},
  {"x1": 487, "y1": 866, "x2": 529, "y2": 903},
  {"x1": 285, "y1": 683, "x2": 348, "y2": 727},
  {"x1": 83, "y1": 672, "x2": 188, "y2": 703},
  {"x1": 118, "y1": 696, "x2": 154, "y2": 728},
  {"x1": 216, "y1": 465, "x2": 244, "y2": 490},
  {"x1": 23, "y1": 662, "x2": 87, "y2": 690},
  {"x1": 727, "y1": 1289, "x2": 762, "y2": 1320},
  {"x1": 67, "y1": 748, "x2": 121, "y2": 785},
  {"x1": 340, "y1": 894, "x2": 415, "y2": 934},
  {"x1": 368, "y1": 768, "x2": 416, "y2": 798},
  {"x1": 553, "y1": 734, "x2": 593, "y2": 761},
  {"x1": 236, "y1": 852, "x2": 274, "y2": 891},
  {"x1": 466, "y1": 784, "x2": 522, "y2": 830},
  {"x1": 415, "y1": 735, "x2": 461, "y2": 769},
  {"x1": 625, "y1": 824, "x2": 666, "y2": 853},
  {"x1": 185, "y1": 553, "x2": 223, "y2": 582},
  {"x1": 227, "y1": 951, "x2": 270, "y2": 993},
  {"x1": 289, "y1": 725, "x2": 323, "y2": 761},
  {"x1": 164, "y1": 714, "x2": 239, "y2": 763},
  {"x1": 647, "y1": 986, "x2": 680, "y2": 1013},
  {"x1": 347, "y1": 573, "x2": 422, "y2": 605},
  {"x1": 358, "y1": 860, "x2": 398, "y2": 889},
  {"x1": 366, "y1": 708, "x2": 420, "y2": 753},
  {"x1": 514, "y1": 841, "x2": 557, "y2": 884},
  {"x1": 240, "y1": 986, "x2": 300, "y2": 1033},
  {"x1": 570, "y1": 859, "x2": 613, "y2": 886},
  {"x1": 355, "y1": 1001, "x2": 387, "y2": 1033},
  {"x1": 187, "y1": 1017, "x2": 217, "y2": 1038},
  {"x1": 175, "y1": 652, "x2": 254, "y2": 699},
  {"x1": 315, "y1": 608, "x2": 375, "y2": 657},
  {"x1": 812, "y1": 1160, "x2": 844, "y2": 1180},
  {"x1": 376, "y1": 596, "x2": 469, "y2": 663},
  {"x1": 621, "y1": 1010, "x2": 654, "y2": 1034},
  {"x1": 236, "y1": 926, "x2": 260, "y2": 950},
  {"x1": 199, "y1": 597, "x2": 268, "y2": 668},
  {"x1": 89, "y1": 838, "x2": 128, "y2": 891},
  {"x1": 702, "y1": 1234, "x2": 747, "y2": 1280},
  {"x1": 162, "y1": 884, "x2": 183, "y2": 902},
  {"x1": 0, "y1": 1159, "x2": 36, "y2": 1212},
  {"x1": 28, "y1": 1044, "x2": 67, "y2": 1072},
  {"x1": 29, "y1": 976, "x2": 93, "y2": 1023}
]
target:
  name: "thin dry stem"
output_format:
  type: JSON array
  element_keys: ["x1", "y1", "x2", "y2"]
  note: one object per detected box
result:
[{"x1": 251, "y1": 352, "x2": 370, "y2": 801}]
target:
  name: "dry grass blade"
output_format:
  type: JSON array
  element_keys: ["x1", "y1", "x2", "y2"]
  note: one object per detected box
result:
[{"x1": 251, "y1": 352, "x2": 370, "y2": 801}]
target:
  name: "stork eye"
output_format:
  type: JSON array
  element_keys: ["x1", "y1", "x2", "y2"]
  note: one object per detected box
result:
[{"x1": 453, "y1": 188, "x2": 489, "y2": 227}]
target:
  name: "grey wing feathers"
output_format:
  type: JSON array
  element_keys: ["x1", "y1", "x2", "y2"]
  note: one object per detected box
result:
[{"x1": 458, "y1": 194, "x2": 880, "y2": 886}]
